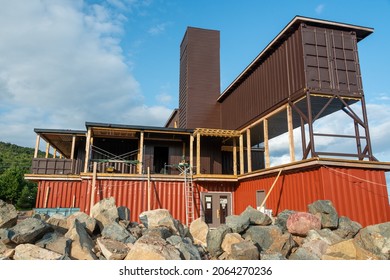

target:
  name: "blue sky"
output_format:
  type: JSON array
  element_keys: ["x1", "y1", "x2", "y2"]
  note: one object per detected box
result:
[{"x1": 0, "y1": 0, "x2": 389, "y2": 168}]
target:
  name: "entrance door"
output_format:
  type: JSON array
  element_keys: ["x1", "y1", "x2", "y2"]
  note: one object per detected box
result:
[
  {"x1": 201, "y1": 192, "x2": 232, "y2": 228},
  {"x1": 153, "y1": 146, "x2": 169, "y2": 174}
]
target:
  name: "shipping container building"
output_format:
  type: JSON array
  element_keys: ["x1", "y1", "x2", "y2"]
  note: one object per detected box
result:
[{"x1": 26, "y1": 16, "x2": 390, "y2": 227}]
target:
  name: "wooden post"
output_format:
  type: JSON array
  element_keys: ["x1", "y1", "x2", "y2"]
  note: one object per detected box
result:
[
  {"x1": 53, "y1": 148, "x2": 57, "y2": 159},
  {"x1": 34, "y1": 135, "x2": 40, "y2": 158},
  {"x1": 287, "y1": 104, "x2": 295, "y2": 162},
  {"x1": 246, "y1": 129, "x2": 252, "y2": 173},
  {"x1": 259, "y1": 169, "x2": 283, "y2": 210},
  {"x1": 138, "y1": 131, "x2": 144, "y2": 174},
  {"x1": 84, "y1": 128, "x2": 92, "y2": 173},
  {"x1": 45, "y1": 143, "x2": 50, "y2": 158},
  {"x1": 239, "y1": 134, "x2": 244, "y2": 174},
  {"x1": 147, "y1": 167, "x2": 151, "y2": 211},
  {"x1": 233, "y1": 137, "x2": 237, "y2": 176},
  {"x1": 190, "y1": 134, "x2": 194, "y2": 175},
  {"x1": 264, "y1": 119, "x2": 270, "y2": 168},
  {"x1": 44, "y1": 186, "x2": 50, "y2": 208},
  {"x1": 71, "y1": 135, "x2": 76, "y2": 160},
  {"x1": 196, "y1": 133, "x2": 201, "y2": 175},
  {"x1": 90, "y1": 162, "x2": 97, "y2": 210}
]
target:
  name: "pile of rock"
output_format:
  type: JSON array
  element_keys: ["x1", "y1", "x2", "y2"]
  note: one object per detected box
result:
[{"x1": 0, "y1": 198, "x2": 389, "y2": 260}]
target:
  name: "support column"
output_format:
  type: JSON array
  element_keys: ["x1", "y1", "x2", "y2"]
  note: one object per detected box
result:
[
  {"x1": 34, "y1": 135, "x2": 40, "y2": 158},
  {"x1": 264, "y1": 119, "x2": 270, "y2": 168},
  {"x1": 239, "y1": 134, "x2": 244, "y2": 174},
  {"x1": 71, "y1": 135, "x2": 76, "y2": 160},
  {"x1": 287, "y1": 104, "x2": 295, "y2": 162},
  {"x1": 45, "y1": 143, "x2": 50, "y2": 158},
  {"x1": 138, "y1": 131, "x2": 144, "y2": 174},
  {"x1": 196, "y1": 133, "x2": 201, "y2": 175},
  {"x1": 190, "y1": 135, "x2": 194, "y2": 175},
  {"x1": 53, "y1": 149, "x2": 57, "y2": 159},
  {"x1": 84, "y1": 128, "x2": 92, "y2": 173},
  {"x1": 306, "y1": 92, "x2": 316, "y2": 158},
  {"x1": 246, "y1": 129, "x2": 252, "y2": 173},
  {"x1": 233, "y1": 138, "x2": 237, "y2": 176}
]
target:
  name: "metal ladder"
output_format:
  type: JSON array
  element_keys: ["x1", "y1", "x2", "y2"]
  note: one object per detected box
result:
[{"x1": 184, "y1": 167, "x2": 195, "y2": 226}]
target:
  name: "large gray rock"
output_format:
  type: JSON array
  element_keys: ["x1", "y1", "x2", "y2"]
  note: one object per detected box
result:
[
  {"x1": 300, "y1": 239, "x2": 329, "y2": 259},
  {"x1": 241, "y1": 205, "x2": 272, "y2": 226},
  {"x1": 230, "y1": 240, "x2": 259, "y2": 260},
  {"x1": 333, "y1": 216, "x2": 362, "y2": 239},
  {"x1": 0, "y1": 200, "x2": 18, "y2": 229},
  {"x1": 189, "y1": 218, "x2": 208, "y2": 246},
  {"x1": 67, "y1": 212, "x2": 97, "y2": 235},
  {"x1": 322, "y1": 239, "x2": 383, "y2": 260},
  {"x1": 305, "y1": 228, "x2": 343, "y2": 245},
  {"x1": 139, "y1": 209, "x2": 178, "y2": 235},
  {"x1": 101, "y1": 222, "x2": 136, "y2": 244},
  {"x1": 65, "y1": 219, "x2": 97, "y2": 260},
  {"x1": 226, "y1": 214, "x2": 250, "y2": 233},
  {"x1": 167, "y1": 235, "x2": 201, "y2": 260},
  {"x1": 308, "y1": 200, "x2": 338, "y2": 229},
  {"x1": 96, "y1": 237, "x2": 130, "y2": 260},
  {"x1": 125, "y1": 234, "x2": 181, "y2": 260},
  {"x1": 274, "y1": 210, "x2": 296, "y2": 233},
  {"x1": 289, "y1": 247, "x2": 321, "y2": 260},
  {"x1": 90, "y1": 197, "x2": 119, "y2": 232},
  {"x1": 35, "y1": 232, "x2": 72, "y2": 256},
  {"x1": 243, "y1": 225, "x2": 283, "y2": 252},
  {"x1": 117, "y1": 206, "x2": 131, "y2": 221},
  {"x1": 0, "y1": 228, "x2": 12, "y2": 244},
  {"x1": 286, "y1": 212, "x2": 321, "y2": 236},
  {"x1": 353, "y1": 222, "x2": 390, "y2": 259},
  {"x1": 13, "y1": 244, "x2": 63, "y2": 260},
  {"x1": 206, "y1": 225, "x2": 232, "y2": 258},
  {"x1": 260, "y1": 252, "x2": 287, "y2": 260},
  {"x1": 10, "y1": 218, "x2": 51, "y2": 244}
]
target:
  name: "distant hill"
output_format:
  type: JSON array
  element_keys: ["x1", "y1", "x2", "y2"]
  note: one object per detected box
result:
[{"x1": 0, "y1": 141, "x2": 46, "y2": 174}]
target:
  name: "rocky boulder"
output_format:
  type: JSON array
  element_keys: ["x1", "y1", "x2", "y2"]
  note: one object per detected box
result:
[
  {"x1": 189, "y1": 218, "x2": 208, "y2": 246},
  {"x1": 230, "y1": 240, "x2": 259, "y2": 260},
  {"x1": 90, "y1": 197, "x2": 119, "y2": 232},
  {"x1": 243, "y1": 225, "x2": 283, "y2": 252},
  {"x1": 9, "y1": 218, "x2": 51, "y2": 244},
  {"x1": 67, "y1": 212, "x2": 97, "y2": 235},
  {"x1": 308, "y1": 200, "x2": 339, "y2": 229},
  {"x1": 241, "y1": 205, "x2": 272, "y2": 226},
  {"x1": 96, "y1": 237, "x2": 130, "y2": 260},
  {"x1": 139, "y1": 208, "x2": 178, "y2": 235},
  {"x1": 13, "y1": 244, "x2": 63, "y2": 260},
  {"x1": 353, "y1": 222, "x2": 390, "y2": 259},
  {"x1": 206, "y1": 225, "x2": 232, "y2": 258},
  {"x1": 333, "y1": 216, "x2": 362, "y2": 239},
  {"x1": 286, "y1": 212, "x2": 321, "y2": 236},
  {"x1": 226, "y1": 214, "x2": 250, "y2": 233},
  {"x1": 0, "y1": 199, "x2": 18, "y2": 229}
]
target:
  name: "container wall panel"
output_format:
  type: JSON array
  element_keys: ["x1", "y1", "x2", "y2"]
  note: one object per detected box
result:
[
  {"x1": 319, "y1": 167, "x2": 389, "y2": 227},
  {"x1": 221, "y1": 28, "x2": 305, "y2": 130},
  {"x1": 235, "y1": 167, "x2": 390, "y2": 227}
]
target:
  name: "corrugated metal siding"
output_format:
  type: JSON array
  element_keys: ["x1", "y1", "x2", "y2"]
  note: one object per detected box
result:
[
  {"x1": 319, "y1": 166, "x2": 389, "y2": 227},
  {"x1": 179, "y1": 27, "x2": 221, "y2": 129},
  {"x1": 235, "y1": 167, "x2": 389, "y2": 227},
  {"x1": 220, "y1": 27, "x2": 305, "y2": 130}
]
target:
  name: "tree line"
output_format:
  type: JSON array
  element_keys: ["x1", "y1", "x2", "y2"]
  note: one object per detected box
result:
[{"x1": 0, "y1": 141, "x2": 41, "y2": 209}]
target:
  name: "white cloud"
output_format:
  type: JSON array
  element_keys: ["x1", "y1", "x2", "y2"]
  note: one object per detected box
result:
[
  {"x1": 0, "y1": 0, "x2": 173, "y2": 148},
  {"x1": 148, "y1": 22, "x2": 169, "y2": 35}
]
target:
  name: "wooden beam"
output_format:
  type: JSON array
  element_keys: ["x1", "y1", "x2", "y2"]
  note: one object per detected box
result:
[
  {"x1": 246, "y1": 129, "x2": 252, "y2": 173},
  {"x1": 233, "y1": 138, "x2": 237, "y2": 176},
  {"x1": 70, "y1": 135, "x2": 76, "y2": 160},
  {"x1": 196, "y1": 133, "x2": 201, "y2": 175},
  {"x1": 84, "y1": 128, "x2": 92, "y2": 173},
  {"x1": 138, "y1": 131, "x2": 144, "y2": 174},
  {"x1": 53, "y1": 148, "x2": 57, "y2": 159},
  {"x1": 287, "y1": 104, "x2": 295, "y2": 162},
  {"x1": 239, "y1": 134, "x2": 244, "y2": 174},
  {"x1": 34, "y1": 134, "x2": 40, "y2": 158},
  {"x1": 45, "y1": 143, "x2": 50, "y2": 159},
  {"x1": 90, "y1": 162, "x2": 97, "y2": 210},
  {"x1": 190, "y1": 134, "x2": 194, "y2": 175},
  {"x1": 264, "y1": 119, "x2": 270, "y2": 168}
]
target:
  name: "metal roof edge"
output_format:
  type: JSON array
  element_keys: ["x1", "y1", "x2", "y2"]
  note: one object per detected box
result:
[
  {"x1": 85, "y1": 121, "x2": 193, "y2": 133},
  {"x1": 34, "y1": 128, "x2": 86, "y2": 135}
]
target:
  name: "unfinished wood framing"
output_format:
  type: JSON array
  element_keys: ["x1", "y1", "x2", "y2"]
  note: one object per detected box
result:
[
  {"x1": 196, "y1": 133, "x2": 201, "y2": 174},
  {"x1": 45, "y1": 143, "x2": 50, "y2": 158},
  {"x1": 34, "y1": 135, "x2": 40, "y2": 158},
  {"x1": 138, "y1": 131, "x2": 144, "y2": 174},
  {"x1": 246, "y1": 129, "x2": 252, "y2": 173},
  {"x1": 84, "y1": 128, "x2": 92, "y2": 173},
  {"x1": 287, "y1": 104, "x2": 295, "y2": 162},
  {"x1": 233, "y1": 138, "x2": 237, "y2": 175},
  {"x1": 193, "y1": 128, "x2": 241, "y2": 138},
  {"x1": 190, "y1": 135, "x2": 194, "y2": 175},
  {"x1": 53, "y1": 149, "x2": 57, "y2": 159},
  {"x1": 239, "y1": 134, "x2": 244, "y2": 174},
  {"x1": 70, "y1": 135, "x2": 76, "y2": 160},
  {"x1": 264, "y1": 119, "x2": 270, "y2": 168}
]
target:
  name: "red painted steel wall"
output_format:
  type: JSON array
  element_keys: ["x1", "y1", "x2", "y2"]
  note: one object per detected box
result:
[{"x1": 235, "y1": 167, "x2": 390, "y2": 227}]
